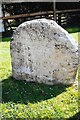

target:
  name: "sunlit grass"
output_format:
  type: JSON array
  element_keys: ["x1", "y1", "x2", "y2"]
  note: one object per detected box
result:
[
  {"x1": 71, "y1": 32, "x2": 80, "y2": 44},
  {"x1": 0, "y1": 41, "x2": 12, "y2": 80}
]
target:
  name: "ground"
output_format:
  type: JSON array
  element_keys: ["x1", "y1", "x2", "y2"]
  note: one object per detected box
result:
[{"x1": 0, "y1": 32, "x2": 80, "y2": 120}]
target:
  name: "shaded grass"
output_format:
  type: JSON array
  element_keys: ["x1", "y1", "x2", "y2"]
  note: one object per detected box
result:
[
  {"x1": 66, "y1": 27, "x2": 80, "y2": 33},
  {"x1": 2, "y1": 77, "x2": 68, "y2": 104},
  {"x1": 1, "y1": 37, "x2": 11, "y2": 42},
  {"x1": 0, "y1": 32, "x2": 79, "y2": 119}
]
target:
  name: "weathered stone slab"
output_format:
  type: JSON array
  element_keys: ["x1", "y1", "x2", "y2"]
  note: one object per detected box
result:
[{"x1": 10, "y1": 19, "x2": 78, "y2": 85}]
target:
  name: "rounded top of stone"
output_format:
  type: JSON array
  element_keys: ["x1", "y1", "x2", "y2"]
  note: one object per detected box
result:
[
  {"x1": 13, "y1": 18, "x2": 78, "y2": 51},
  {"x1": 18, "y1": 18, "x2": 65, "y2": 32}
]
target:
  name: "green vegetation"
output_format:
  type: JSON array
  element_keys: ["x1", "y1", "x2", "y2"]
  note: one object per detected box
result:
[
  {"x1": 0, "y1": 33, "x2": 79, "y2": 119},
  {"x1": 66, "y1": 27, "x2": 80, "y2": 34},
  {"x1": 71, "y1": 32, "x2": 80, "y2": 44}
]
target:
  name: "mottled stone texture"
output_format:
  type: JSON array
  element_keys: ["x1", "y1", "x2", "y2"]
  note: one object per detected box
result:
[{"x1": 10, "y1": 19, "x2": 78, "y2": 85}]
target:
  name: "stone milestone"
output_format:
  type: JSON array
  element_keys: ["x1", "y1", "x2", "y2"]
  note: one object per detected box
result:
[{"x1": 10, "y1": 19, "x2": 78, "y2": 85}]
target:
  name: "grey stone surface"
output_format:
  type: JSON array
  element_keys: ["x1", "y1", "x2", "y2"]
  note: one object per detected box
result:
[{"x1": 10, "y1": 19, "x2": 78, "y2": 85}]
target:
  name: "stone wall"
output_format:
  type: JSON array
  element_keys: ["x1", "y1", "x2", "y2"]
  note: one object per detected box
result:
[{"x1": 10, "y1": 19, "x2": 78, "y2": 85}]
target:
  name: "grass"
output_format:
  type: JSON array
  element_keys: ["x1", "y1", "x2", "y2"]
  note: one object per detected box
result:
[
  {"x1": 66, "y1": 27, "x2": 80, "y2": 34},
  {"x1": 71, "y1": 32, "x2": 80, "y2": 44},
  {"x1": 0, "y1": 32, "x2": 80, "y2": 119}
]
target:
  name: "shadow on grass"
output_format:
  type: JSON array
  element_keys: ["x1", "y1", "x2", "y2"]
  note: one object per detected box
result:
[
  {"x1": 2, "y1": 37, "x2": 11, "y2": 42},
  {"x1": 65, "y1": 27, "x2": 80, "y2": 33},
  {"x1": 2, "y1": 77, "x2": 69, "y2": 104}
]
